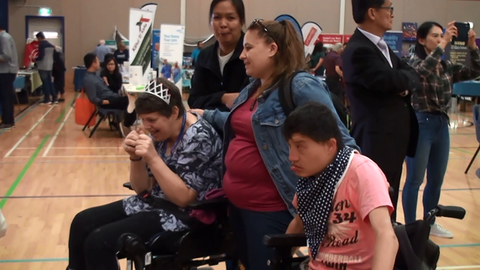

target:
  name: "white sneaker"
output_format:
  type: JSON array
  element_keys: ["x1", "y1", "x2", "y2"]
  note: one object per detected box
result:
[{"x1": 430, "y1": 223, "x2": 453, "y2": 239}]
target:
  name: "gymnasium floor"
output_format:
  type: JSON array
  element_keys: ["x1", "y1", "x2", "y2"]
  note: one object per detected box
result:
[{"x1": 0, "y1": 89, "x2": 479, "y2": 270}]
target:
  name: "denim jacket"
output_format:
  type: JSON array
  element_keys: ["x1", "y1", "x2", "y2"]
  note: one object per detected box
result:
[{"x1": 203, "y1": 72, "x2": 359, "y2": 216}]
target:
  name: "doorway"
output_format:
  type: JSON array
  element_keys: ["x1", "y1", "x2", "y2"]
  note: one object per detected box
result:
[{"x1": 25, "y1": 16, "x2": 65, "y2": 50}]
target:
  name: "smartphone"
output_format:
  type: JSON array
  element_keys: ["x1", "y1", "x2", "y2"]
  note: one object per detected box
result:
[{"x1": 452, "y1": 22, "x2": 472, "y2": 46}]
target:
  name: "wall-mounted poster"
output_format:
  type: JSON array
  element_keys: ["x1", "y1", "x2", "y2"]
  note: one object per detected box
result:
[{"x1": 402, "y1": 22, "x2": 417, "y2": 41}]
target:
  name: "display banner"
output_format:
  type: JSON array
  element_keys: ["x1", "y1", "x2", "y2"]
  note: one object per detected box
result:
[
  {"x1": 159, "y1": 24, "x2": 186, "y2": 92},
  {"x1": 24, "y1": 40, "x2": 39, "y2": 67},
  {"x1": 275, "y1": 14, "x2": 303, "y2": 42},
  {"x1": 301, "y1": 21, "x2": 322, "y2": 58},
  {"x1": 318, "y1": 34, "x2": 344, "y2": 45},
  {"x1": 344, "y1": 35, "x2": 352, "y2": 43},
  {"x1": 152, "y1": 29, "x2": 161, "y2": 69},
  {"x1": 129, "y1": 7, "x2": 154, "y2": 84},
  {"x1": 383, "y1": 31, "x2": 403, "y2": 57}
]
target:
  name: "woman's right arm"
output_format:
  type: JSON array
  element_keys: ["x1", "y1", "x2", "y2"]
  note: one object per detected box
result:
[
  {"x1": 129, "y1": 160, "x2": 152, "y2": 193},
  {"x1": 202, "y1": 109, "x2": 229, "y2": 133},
  {"x1": 410, "y1": 46, "x2": 443, "y2": 78}
]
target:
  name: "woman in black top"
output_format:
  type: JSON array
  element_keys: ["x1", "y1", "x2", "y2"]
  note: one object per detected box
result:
[
  {"x1": 187, "y1": 0, "x2": 250, "y2": 112},
  {"x1": 101, "y1": 56, "x2": 123, "y2": 93}
]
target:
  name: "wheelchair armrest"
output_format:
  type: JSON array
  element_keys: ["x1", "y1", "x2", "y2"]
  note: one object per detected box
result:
[
  {"x1": 189, "y1": 197, "x2": 228, "y2": 211},
  {"x1": 436, "y1": 205, "x2": 466, "y2": 220},
  {"x1": 123, "y1": 182, "x2": 134, "y2": 191},
  {"x1": 263, "y1": 233, "x2": 307, "y2": 248}
]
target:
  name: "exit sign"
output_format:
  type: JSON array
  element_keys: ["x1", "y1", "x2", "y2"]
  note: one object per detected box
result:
[{"x1": 38, "y1": 7, "x2": 52, "y2": 16}]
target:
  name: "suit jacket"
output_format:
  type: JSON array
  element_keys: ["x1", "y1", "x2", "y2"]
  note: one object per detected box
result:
[{"x1": 342, "y1": 29, "x2": 419, "y2": 172}]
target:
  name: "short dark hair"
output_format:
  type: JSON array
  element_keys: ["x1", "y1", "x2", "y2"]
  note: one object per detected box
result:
[
  {"x1": 351, "y1": 0, "x2": 385, "y2": 24},
  {"x1": 83, "y1": 53, "x2": 97, "y2": 69},
  {"x1": 283, "y1": 102, "x2": 345, "y2": 149},
  {"x1": 135, "y1": 78, "x2": 185, "y2": 119},
  {"x1": 35, "y1": 32, "x2": 45, "y2": 39},
  {"x1": 415, "y1": 21, "x2": 444, "y2": 60},
  {"x1": 209, "y1": 0, "x2": 245, "y2": 25}
]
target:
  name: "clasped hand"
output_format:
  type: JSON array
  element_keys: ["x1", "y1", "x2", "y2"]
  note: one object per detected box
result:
[{"x1": 123, "y1": 129, "x2": 157, "y2": 162}]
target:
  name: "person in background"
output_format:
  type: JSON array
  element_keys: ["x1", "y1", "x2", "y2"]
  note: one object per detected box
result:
[
  {"x1": 94, "y1": 39, "x2": 111, "y2": 65},
  {"x1": 172, "y1": 61, "x2": 182, "y2": 82},
  {"x1": 82, "y1": 52, "x2": 136, "y2": 130},
  {"x1": 114, "y1": 41, "x2": 129, "y2": 65},
  {"x1": 309, "y1": 42, "x2": 325, "y2": 76},
  {"x1": 187, "y1": 0, "x2": 249, "y2": 112},
  {"x1": 324, "y1": 43, "x2": 344, "y2": 100},
  {"x1": 285, "y1": 102, "x2": 397, "y2": 270},
  {"x1": 342, "y1": 0, "x2": 419, "y2": 221},
  {"x1": 160, "y1": 59, "x2": 172, "y2": 79},
  {"x1": 403, "y1": 21, "x2": 480, "y2": 238},
  {"x1": 101, "y1": 55, "x2": 123, "y2": 93},
  {"x1": 52, "y1": 46, "x2": 66, "y2": 102},
  {"x1": 35, "y1": 32, "x2": 57, "y2": 105},
  {"x1": 191, "y1": 41, "x2": 203, "y2": 65},
  {"x1": 0, "y1": 23, "x2": 18, "y2": 130},
  {"x1": 193, "y1": 19, "x2": 358, "y2": 269}
]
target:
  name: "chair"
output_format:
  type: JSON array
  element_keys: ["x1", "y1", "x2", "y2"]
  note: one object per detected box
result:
[
  {"x1": 465, "y1": 104, "x2": 480, "y2": 174},
  {"x1": 263, "y1": 188, "x2": 466, "y2": 270},
  {"x1": 82, "y1": 107, "x2": 125, "y2": 138},
  {"x1": 117, "y1": 183, "x2": 236, "y2": 270}
]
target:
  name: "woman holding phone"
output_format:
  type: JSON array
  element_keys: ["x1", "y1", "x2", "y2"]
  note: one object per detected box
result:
[{"x1": 403, "y1": 21, "x2": 480, "y2": 238}]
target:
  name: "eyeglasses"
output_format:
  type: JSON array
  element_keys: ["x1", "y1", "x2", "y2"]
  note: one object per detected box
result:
[
  {"x1": 250, "y1": 19, "x2": 280, "y2": 47},
  {"x1": 377, "y1": 6, "x2": 394, "y2": 14}
]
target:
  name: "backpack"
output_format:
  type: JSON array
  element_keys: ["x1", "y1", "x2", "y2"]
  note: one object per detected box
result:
[{"x1": 278, "y1": 70, "x2": 349, "y2": 128}]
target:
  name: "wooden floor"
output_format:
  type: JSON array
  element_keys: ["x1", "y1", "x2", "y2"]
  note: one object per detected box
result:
[{"x1": 0, "y1": 89, "x2": 479, "y2": 269}]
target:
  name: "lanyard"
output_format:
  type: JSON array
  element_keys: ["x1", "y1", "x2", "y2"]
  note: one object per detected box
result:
[{"x1": 160, "y1": 112, "x2": 187, "y2": 158}]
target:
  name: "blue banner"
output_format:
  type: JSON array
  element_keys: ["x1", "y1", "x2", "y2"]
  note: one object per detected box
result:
[
  {"x1": 152, "y1": 29, "x2": 160, "y2": 69},
  {"x1": 383, "y1": 31, "x2": 403, "y2": 58},
  {"x1": 275, "y1": 14, "x2": 303, "y2": 42}
]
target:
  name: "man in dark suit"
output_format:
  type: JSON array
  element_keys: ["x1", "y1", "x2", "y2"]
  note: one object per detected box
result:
[{"x1": 342, "y1": 0, "x2": 419, "y2": 220}]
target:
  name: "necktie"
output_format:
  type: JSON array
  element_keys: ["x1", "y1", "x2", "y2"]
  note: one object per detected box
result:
[{"x1": 377, "y1": 39, "x2": 393, "y2": 67}]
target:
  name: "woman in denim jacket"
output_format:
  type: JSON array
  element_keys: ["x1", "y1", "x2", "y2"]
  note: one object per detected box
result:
[{"x1": 194, "y1": 19, "x2": 358, "y2": 269}]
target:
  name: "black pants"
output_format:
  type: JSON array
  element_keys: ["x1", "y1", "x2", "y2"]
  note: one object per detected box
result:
[
  {"x1": 67, "y1": 200, "x2": 164, "y2": 270},
  {"x1": 53, "y1": 72, "x2": 65, "y2": 95},
  {"x1": 102, "y1": 96, "x2": 136, "y2": 127},
  {"x1": 0, "y1": 73, "x2": 16, "y2": 125}
]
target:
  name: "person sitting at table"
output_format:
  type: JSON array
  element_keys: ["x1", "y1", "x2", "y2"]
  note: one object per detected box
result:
[
  {"x1": 100, "y1": 55, "x2": 123, "y2": 93},
  {"x1": 114, "y1": 41, "x2": 129, "y2": 65},
  {"x1": 402, "y1": 21, "x2": 480, "y2": 238},
  {"x1": 66, "y1": 77, "x2": 223, "y2": 270},
  {"x1": 82, "y1": 52, "x2": 136, "y2": 128}
]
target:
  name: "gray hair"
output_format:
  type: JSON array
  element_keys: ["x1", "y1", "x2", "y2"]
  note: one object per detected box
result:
[{"x1": 331, "y1": 43, "x2": 343, "y2": 52}]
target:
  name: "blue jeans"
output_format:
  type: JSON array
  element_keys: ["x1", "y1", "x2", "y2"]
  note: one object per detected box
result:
[
  {"x1": 229, "y1": 203, "x2": 293, "y2": 270},
  {"x1": 38, "y1": 70, "x2": 57, "y2": 102},
  {"x1": 403, "y1": 112, "x2": 450, "y2": 225}
]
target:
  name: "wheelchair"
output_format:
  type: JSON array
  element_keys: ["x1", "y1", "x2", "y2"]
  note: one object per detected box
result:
[
  {"x1": 263, "y1": 197, "x2": 466, "y2": 270},
  {"x1": 116, "y1": 183, "x2": 236, "y2": 270}
]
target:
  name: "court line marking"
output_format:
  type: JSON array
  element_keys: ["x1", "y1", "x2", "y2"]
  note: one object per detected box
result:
[
  {"x1": 43, "y1": 106, "x2": 75, "y2": 157},
  {"x1": 4, "y1": 105, "x2": 56, "y2": 157},
  {"x1": 55, "y1": 94, "x2": 77, "y2": 123},
  {"x1": 0, "y1": 135, "x2": 49, "y2": 209},
  {"x1": 17, "y1": 147, "x2": 121, "y2": 149},
  {"x1": 37, "y1": 155, "x2": 129, "y2": 158}
]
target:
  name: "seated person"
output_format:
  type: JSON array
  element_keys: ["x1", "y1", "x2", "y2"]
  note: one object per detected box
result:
[
  {"x1": 284, "y1": 102, "x2": 398, "y2": 270},
  {"x1": 66, "y1": 78, "x2": 223, "y2": 270},
  {"x1": 101, "y1": 55, "x2": 123, "y2": 93},
  {"x1": 82, "y1": 52, "x2": 136, "y2": 127}
]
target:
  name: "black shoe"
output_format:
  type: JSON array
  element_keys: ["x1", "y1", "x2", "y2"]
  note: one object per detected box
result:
[{"x1": 0, "y1": 123, "x2": 15, "y2": 130}]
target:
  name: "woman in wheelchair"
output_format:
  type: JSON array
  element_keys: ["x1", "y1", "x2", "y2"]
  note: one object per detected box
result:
[
  {"x1": 283, "y1": 102, "x2": 398, "y2": 270},
  {"x1": 66, "y1": 78, "x2": 223, "y2": 270},
  {"x1": 192, "y1": 19, "x2": 358, "y2": 269}
]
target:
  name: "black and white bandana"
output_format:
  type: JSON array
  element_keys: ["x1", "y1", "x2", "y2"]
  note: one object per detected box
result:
[{"x1": 296, "y1": 146, "x2": 354, "y2": 259}]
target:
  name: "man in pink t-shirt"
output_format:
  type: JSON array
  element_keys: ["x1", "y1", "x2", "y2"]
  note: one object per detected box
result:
[{"x1": 282, "y1": 102, "x2": 398, "y2": 270}]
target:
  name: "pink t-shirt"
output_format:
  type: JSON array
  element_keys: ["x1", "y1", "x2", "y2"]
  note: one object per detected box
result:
[{"x1": 293, "y1": 153, "x2": 393, "y2": 270}]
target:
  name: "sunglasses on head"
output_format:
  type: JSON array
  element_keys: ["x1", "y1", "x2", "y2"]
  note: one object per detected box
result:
[{"x1": 250, "y1": 19, "x2": 280, "y2": 47}]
